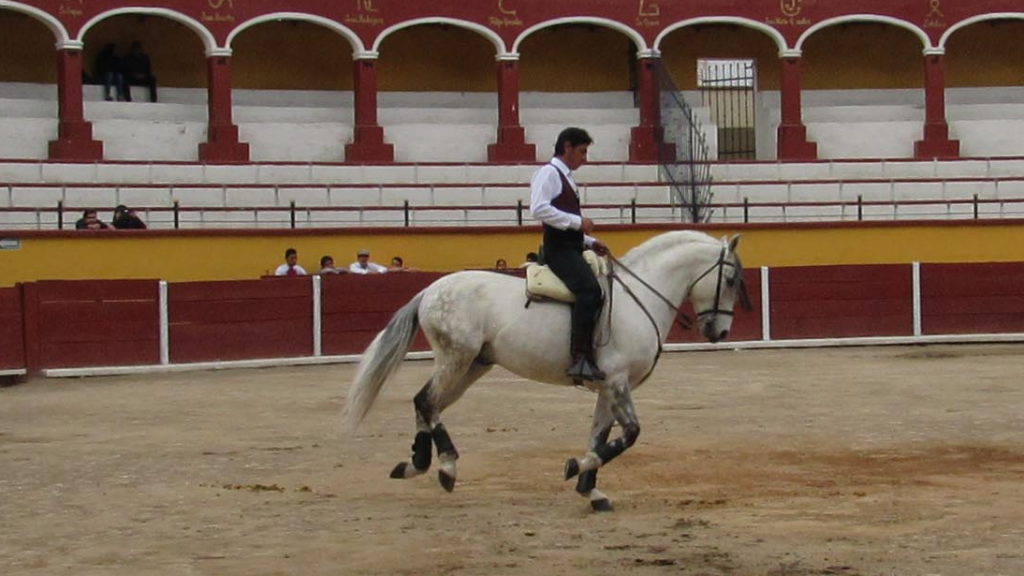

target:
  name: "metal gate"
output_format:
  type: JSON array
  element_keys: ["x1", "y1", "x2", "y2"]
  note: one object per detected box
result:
[{"x1": 699, "y1": 59, "x2": 757, "y2": 161}]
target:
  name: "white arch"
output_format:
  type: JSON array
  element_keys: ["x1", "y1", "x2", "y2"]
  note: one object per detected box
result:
[
  {"x1": 795, "y1": 14, "x2": 932, "y2": 53},
  {"x1": 0, "y1": 0, "x2": 70, "y2": 47},
  {"x1": 939, "y1": 13, "x2": 1024, "y2": 49},
  {"x1": 77, "y1": 7, "x2": 217, "y2": 55},
  {"x1": 512, "y1": 16, "x2": 647, "y2": 55},
  {"x1": 653, "y1": 16, "x2": 788, "y2": 54},
  {"x1": 371, "y1": 17, "x2": 506, "y2": 54},
  {"x1": 227, "y1": 12, "x2": 365, "y2": 56}
]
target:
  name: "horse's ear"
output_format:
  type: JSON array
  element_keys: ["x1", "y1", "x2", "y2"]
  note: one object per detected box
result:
[{"x1": 728, "y1": 234, "x2": 742, "y2": 253}]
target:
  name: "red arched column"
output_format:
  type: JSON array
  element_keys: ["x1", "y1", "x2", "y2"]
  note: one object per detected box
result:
[
  {"x1": 487, "y1": 56, "x2": 535, "y2": 162},
  {"x1": 345, "y1": 56, "x2": 393, "y2": 163},
  {"x1": 199, "y1": 53, "x2": 249, "y2": 163},
  {"x1": 48, "y1": 47, "x2": 102, "y2": 161},
  {"x1": 777, "y1": 54, "x2": 817, "y2": 161},
  {"x1": 629, "y1": 53, "x2": 674, "y2": 163},
  {"x1": 914, "y1": 51, "x2": 960, "y2": 159}
]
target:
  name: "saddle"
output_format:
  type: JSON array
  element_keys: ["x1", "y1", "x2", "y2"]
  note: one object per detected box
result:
[{"x1": 525, "y1": 250, "x2": 609, "y2": 303}]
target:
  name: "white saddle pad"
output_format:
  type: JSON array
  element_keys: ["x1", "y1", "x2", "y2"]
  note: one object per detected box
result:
[{"x1": 525, "y1": 250, "x2": 608, "y2": 303}]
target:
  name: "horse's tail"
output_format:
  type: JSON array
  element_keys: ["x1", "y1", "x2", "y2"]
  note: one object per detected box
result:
[{"x1": 344, "y1": 291, "x2": 425, "y2": 429}]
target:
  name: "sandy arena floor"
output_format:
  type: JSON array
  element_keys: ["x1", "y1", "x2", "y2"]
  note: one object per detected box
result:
[{"x1": 2, "y1": 344, "x2": 1024, "y2": 576}]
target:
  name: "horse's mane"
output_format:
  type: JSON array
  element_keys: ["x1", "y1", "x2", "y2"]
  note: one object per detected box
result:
[{"x1": 620, "y1": 230, "x2": 720, "y2": 264}]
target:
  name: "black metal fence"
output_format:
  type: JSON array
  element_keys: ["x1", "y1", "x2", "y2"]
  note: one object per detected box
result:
[
  {"x1": 699, "y1": 59, "x2": 757, "y2": 161},
  {"x1": 657, "y1": 60, "x2": 714, "y2": 223}
]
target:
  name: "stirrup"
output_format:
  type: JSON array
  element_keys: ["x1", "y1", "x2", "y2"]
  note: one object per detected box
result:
[{"x1": 566, "y1": 356, "x2": 606, "y2": 382}]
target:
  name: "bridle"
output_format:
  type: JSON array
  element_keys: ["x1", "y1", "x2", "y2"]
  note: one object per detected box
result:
[{"x1": 598, "y1": 246, "x2": 752, "y2": 385}]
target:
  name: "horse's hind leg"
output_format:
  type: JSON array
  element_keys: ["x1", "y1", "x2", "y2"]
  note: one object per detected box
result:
[
  {"x1": 389, "y1": 355, "x2": 491, "y2": 492},
  {"x1": 388, "y1": 383, "x2": 436, "y2": 480}
]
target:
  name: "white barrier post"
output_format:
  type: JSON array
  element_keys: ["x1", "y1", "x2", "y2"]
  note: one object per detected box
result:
[
  {"x1": 159, "y1": 280, "x2": 169, "y2": 365},
  {"x1": 760, "y1": 266, "x2": 771, "y2": 342},
  {"x1": 312, "y1": 274, "x2": 322, "y2": 357},
  {"x1": 912, "y1": 261, "x2": 922, "y2": 337}
]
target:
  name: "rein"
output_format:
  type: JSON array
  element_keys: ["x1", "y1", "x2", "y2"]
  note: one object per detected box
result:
[{"x1": 598, "y1": 247, "x2": 752, "y2": 384}]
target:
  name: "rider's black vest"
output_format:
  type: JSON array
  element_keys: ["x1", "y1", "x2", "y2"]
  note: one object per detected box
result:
[{"x1": 543, "y1": 166, "x2": 585, "y2": 251}]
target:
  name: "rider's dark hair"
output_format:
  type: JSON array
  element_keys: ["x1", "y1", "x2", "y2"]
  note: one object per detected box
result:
[
  {"x1": 285, "y1": 248, "x2": 297, "y2": 258},
  {"x1": 554, "y1": 127, "x2": 592, "y2": 156}
]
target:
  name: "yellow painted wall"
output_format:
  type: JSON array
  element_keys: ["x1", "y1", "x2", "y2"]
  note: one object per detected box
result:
[
  {"x1": 660, "y1": 26, "x2": 781, "y2": 91},
  {"x1": 4, "y1": 223, "x2": 1024, "y2": 286},
  {"x1": 0, "y1": 11, "x2": 56, "y2": 83},
  {"x1": 233, "y1": 21, "x2": 354, "y2": 90},
  {"x1": 519, "y1": 26, "x2": 634, "y2": 92},
  {"x1": 946, "y1": 20, "x2": 1024, "y2": 88},
  {"x1": 377, "y1": 26, "x2": 496, "y2": 92},
  {"x1": 803, "y1": 23, "x2": 922, "y2": 89},
  {"x1": 81, "y1": 15, "x2": 206, "y2": 88}
]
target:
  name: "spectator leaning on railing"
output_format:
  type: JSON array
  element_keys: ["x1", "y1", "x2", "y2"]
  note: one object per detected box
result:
[
  {"x1": 349, "y1": 249, "x2": 387, "y2": 275},
  {"x1": 112, "y1": 205, "x2": 147, "y2": 229},
  {"x1": 275, "y1": 248, "x2": 307, "y2": 276}
]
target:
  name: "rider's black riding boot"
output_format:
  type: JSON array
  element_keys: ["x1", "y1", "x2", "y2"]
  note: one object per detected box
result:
[{"x1": 566, "y1": 352, "x2": 606, "y2": 382}]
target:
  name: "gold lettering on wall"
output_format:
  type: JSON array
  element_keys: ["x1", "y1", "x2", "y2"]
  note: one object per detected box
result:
[
  {"x1": 58, "y1": 0, "x2": 84, "y2": 19},
  {"x1": 766, "y1": 0, "x2": 811, "y2": 27},
  {"x1": 636, "y1": 0, "x2": 660, "y2": 27},
  {"x1": 498, "y1": 0, "x2": 516, "y2": 16},
  {"x1": 344, "y1": 0, "x2": 384, "y2": 26},
  {"x1": 924, "y1": 0, "x2": 946, "y2": 28},
  {"x1": 780, "y1": 0, "x2": 803, "y2": 18},
  {"x1": 201, "y1": 0, "x2": 235, "y2": 24},
  {"x1": 490, "y1": 0, "x2": 522, "y2": 28}
]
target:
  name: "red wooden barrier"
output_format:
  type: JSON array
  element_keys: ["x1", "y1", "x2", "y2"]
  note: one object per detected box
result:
[
  {"x1": 0, "y1": 287, "x2": 25, "y2": 371},
  {"x1": 921, "y1": 263, "x2": 1024, "y2": 334},
  {"x1": 769, "y1": 265, "x2": 913, "y2": 339},
  {"x1": 321, "y1": 273, "x2": 446, "y2": 355},
  {"x1": 23, "y1": 280, "x2": 160, "y2": 370},
  {"x1": 669, "y1": 268, "x2": 764, "y2": 344},
  {"x1": 169, "y1": 278, "x2": 313, "y2": 362}
]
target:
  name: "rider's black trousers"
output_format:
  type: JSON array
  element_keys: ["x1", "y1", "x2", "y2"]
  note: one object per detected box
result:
[{"x1": 544, "y1": 242, "x2": 603, "y2": 357}]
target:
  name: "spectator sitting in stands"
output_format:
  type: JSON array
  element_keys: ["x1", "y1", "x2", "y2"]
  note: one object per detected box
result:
[
  {"x1": 495, "y1": 258, "x2": 508, "y2": 271},
  {"x1": 75, "y1": 209, "x2": 110, "y2": 230},
  {"x1": 318, "y1": 255, "x2": 347, "y2": 274},
  {"x1": 274, "y1": 248, "x2": 307, "y2": 276},
  {"x1": 94, "y1": 43, "x2": 124, "y2": 101},
  {"x1": 112, "y1": 205, "x2": 147, "y2": 229},
  {"x1": 349, "y1": 249, "x2": 387, "y2": 275},
  {"x1": 520, "y1": 252, "x2": 539, "y2": 268},
  {"x1": 122, "y1": 41, "x2": 157, "y2": 103},
  {"x1": 388, "y1": 256, "x2": 418, "y2": 272}
]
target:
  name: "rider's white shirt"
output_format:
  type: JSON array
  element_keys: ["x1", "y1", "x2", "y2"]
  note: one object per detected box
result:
[{"x1": 529, "y1": 157, "x2": 597, "y2": 246}]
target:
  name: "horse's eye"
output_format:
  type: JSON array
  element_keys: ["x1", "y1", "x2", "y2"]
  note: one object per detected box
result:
[{"x1": 726, "y1": 277, "x2": 736, "y2": 288}]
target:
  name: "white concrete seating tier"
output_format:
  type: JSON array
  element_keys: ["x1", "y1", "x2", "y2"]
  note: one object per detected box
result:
[{"x1": 0, "y1": 84, "x2": 640, "y2": 162}]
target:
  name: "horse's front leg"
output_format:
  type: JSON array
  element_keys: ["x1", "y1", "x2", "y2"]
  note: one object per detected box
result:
[
  {"x1": 564, "y1": 380, "x2": 640, "y2": 511},
  {"x1": 568, "y1": 390, "x2": 615, "y2": 511}
]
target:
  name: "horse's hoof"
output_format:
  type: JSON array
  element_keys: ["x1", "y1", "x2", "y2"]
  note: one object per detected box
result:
[
  {"x1": 590, "y1": 498, "x2": 614, "y2": 512},
  {"x1": 390, "y1": 462, "x2": 409, "y2": 479},
  {"x1": 564, "y1": 458, "x2": 580, "y2": 480},
  {"x1": 438, "y1": 470, "x2": 456, "y2": 493}
]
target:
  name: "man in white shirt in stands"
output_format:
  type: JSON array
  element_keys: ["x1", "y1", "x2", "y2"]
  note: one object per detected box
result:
[
  {"x1": 530, "y1": 127, "x2": 609, "y2": 383},
  {"x1": 274, "y1": 247, "x2": 307, "y2": 276},
  {"x1": 349, "y1": 248, "x2": 388, "y2": 274}
]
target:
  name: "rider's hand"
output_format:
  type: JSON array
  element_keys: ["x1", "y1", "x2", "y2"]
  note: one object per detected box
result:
[
  {"x1": 591, "y1": 241, "x2": 609, "y2": 256},
  {"x1": 580, "y1": 217, "x2": 596, "y2": 234}
]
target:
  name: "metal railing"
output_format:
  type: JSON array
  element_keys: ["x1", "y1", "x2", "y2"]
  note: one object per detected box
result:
[
  {"x1": 4, "y1": 195, "x2": 1024, "y2": 230},
  {"x1": 657, "y1": 60, "x2": 714, "y2": 223}
]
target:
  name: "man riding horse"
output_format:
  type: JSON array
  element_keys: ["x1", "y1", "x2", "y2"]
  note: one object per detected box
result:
[{"x1": 529, "y1": 127, "x2": 610, "y2": 382}]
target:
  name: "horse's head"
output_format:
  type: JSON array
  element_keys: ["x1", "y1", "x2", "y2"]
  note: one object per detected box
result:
[{"x1": 686, "y1": 235, "x2": 752, "y2": 343}]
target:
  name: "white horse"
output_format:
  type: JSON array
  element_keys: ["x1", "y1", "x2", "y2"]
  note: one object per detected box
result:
[{"x1": 345, "y1": 230, "x2": 749, "y2": 511}]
